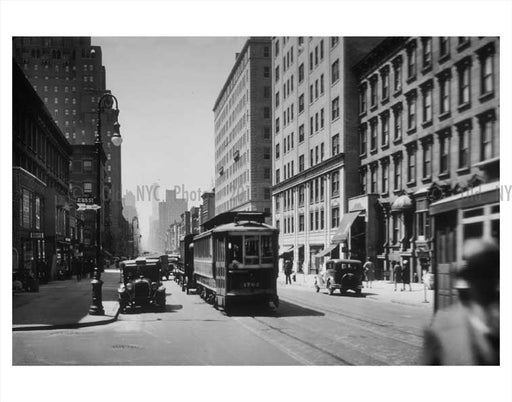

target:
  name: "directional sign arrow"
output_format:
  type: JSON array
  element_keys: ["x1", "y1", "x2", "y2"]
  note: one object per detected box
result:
[{"x1": 77, "y1": 204, "x2": 101, "y2": 211}]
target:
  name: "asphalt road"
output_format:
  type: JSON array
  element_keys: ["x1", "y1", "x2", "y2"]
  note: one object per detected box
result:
[{"x1": 13, "y1": 278, "x2": 431, "y2": 365}]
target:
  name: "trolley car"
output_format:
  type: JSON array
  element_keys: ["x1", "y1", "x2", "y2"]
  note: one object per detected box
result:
[{"x1": 187, "y1": 212, "x2": 279, "y2": 311}]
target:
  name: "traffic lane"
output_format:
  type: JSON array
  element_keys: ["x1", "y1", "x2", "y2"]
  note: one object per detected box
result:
[{"x1": 12, "y1": 280, "x2": 302, "y2": 365}]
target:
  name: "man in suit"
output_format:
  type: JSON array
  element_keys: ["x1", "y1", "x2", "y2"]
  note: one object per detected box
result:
[{"x1": 423, "y1": 237, "x2": 499, "y2": 365}]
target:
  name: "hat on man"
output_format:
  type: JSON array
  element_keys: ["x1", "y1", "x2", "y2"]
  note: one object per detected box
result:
[{"x1": 458, "y1": 237, "x2": 499, "y2": 285}]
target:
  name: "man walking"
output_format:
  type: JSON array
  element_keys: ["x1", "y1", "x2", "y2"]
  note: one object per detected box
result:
[
  {"x1": 284, "y1": 259, "x2": 293, "y2": 285},
  {"x1": 393, "y1": 261, "x2": 402, "y2": 291},
  {"x1": 401, "y1": 260, "x2": 412, "y2": 291},
  {"x1": 363, "y1": 257, "x2": 375, "y2": 288}
]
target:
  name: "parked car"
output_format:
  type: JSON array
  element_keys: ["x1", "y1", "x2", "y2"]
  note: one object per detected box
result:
[
  {"x1": 315, "y1": 259, "x2": 363, "y2": 296},
  {"x1": 118, "y1": 257, "x2": 166, "y2": 312},
  {"x1": 159, "y1": 254, "x2": 171, "y2": 280}
]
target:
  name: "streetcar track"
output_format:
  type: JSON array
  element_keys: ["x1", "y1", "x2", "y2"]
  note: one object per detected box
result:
[{"x1": 281, "y1": 292, "x2": 424, "y2": 342}]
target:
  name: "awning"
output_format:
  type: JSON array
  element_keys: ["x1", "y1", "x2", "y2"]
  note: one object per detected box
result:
[
  {"x1": 278, "y1": 245, "x2": 295, "y2": 258},
  {"x1": 331, "y1": 211, "x2": 361, "y2": 244},
  {"x1": 315, "y1": 243, "x2": 338, "y2": 258},
  {"x1": 391, "y1": 194, "x2": 413, "y2": 212}
]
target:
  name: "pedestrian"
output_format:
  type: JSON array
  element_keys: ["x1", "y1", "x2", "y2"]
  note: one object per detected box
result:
[
  {"x1": 393, "y1": 261, "x2": 402, "y2": 291},
  {"x1": 72, "y1": 256, "x2": 81, "y2": 281},
  {"x1": 401, "y1": 260, "x2": 412, "y2": 291},
  {"x1": 423, "y1": 237, "x2": 499, "y2": 365},
  {"x1": 284, "y1": 259, "x2": 293, "y2": 285},
  {"x1": 363, "y1": 257, "x2": 375, "y2": 288}
]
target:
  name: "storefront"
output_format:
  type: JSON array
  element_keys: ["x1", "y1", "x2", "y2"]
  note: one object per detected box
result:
[{"x1": 430, "y1": 182, "x2": 500, "y2": 311}]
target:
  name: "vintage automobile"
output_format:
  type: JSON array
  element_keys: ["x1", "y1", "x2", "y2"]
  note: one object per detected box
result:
[
  {"x1": 159, "y1": 254, "x2": 171, "y2": 280},
  {"x1": 314, "y1": 258, "x2": 363, "y2": 296},
  {"x1": 118, "y1": 257, "x2": 166, "y2": 312}
]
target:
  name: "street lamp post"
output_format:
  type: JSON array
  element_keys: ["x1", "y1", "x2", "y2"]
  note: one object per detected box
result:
[
  {"x1": 131, "y1": 216, "x2": 139, "y2": 258},
  {"x1": 95, "y1": 93, "x2": 122, "y2": 270},
  {"x1": 89, "y1": 93, "x2": 122, "y2": 316}
]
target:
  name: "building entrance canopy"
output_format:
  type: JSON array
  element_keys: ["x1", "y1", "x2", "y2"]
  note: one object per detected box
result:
[
  {"x1": 331, "y1": 211, "x2": 361, "y2": 244},
  {"x1": 278, "y1": 245, "x2": 295, "y2": 258},
  {"x1": 315, "y1": 243, "x2": 338, "y2": 258}
]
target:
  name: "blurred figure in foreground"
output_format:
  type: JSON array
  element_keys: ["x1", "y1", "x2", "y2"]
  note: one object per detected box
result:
[{"x1": 423, "y1": 238, "x2": 499, "y2": 365}]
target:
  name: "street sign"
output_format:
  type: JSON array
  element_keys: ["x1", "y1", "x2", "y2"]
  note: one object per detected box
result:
[
  {"x1": 77, "y1": 203, "x2": 101, "y2": 211},
  {"x1": 76, "y1": 197, "x2": 96, "y2": 204}
]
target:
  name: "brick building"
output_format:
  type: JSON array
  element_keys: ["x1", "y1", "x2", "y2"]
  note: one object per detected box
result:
[
  {"x1": 350, "y1": 37, "x2": 499, "y2": 301},
  {"x1": 13, "y1": 37, "x2": 125, "y2": 256},
  {"x1": 213, "y1": 37, "x2": 273, "y2": 219},
  {"x1": 13, "y1": 60, "x2": 73, "y2": 279},
  {"x1": 271, "y1": 37, "x2": 382, "y2": 274}
]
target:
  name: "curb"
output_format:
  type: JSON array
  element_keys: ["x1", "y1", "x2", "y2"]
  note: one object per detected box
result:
[{"x1": 13, "y1": 303, "x2": 120, "y2": 332}]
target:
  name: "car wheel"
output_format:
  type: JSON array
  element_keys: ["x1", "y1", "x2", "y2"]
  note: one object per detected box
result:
[{"x1": 329, "y1": 287, "x2": 334, "y2": 295}]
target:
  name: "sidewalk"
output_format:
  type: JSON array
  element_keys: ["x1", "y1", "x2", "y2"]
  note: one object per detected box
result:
[
  {"x1": 278, "y1": 274, "x2": 434, "y2": 310},
  {"x1": 12, "y1": 269, "x2": 121, "y2": 331}
]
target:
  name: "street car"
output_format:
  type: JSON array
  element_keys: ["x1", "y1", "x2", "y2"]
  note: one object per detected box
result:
[
  {"x1": 118, "y1": 257, "x2": 166, "y2": 312},
  {"x1": 315, "y1": 258, "x2": 363, "y2": 296}
]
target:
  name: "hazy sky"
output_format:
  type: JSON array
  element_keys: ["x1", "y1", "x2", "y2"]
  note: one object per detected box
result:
[{"x1": 92, "y1": 37, "x2": 247, "y2": 247}]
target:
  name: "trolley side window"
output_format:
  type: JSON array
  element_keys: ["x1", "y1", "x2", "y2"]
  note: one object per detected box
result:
[{"x1": 244, "y1": 236, "x2": 259, "y2": 265}]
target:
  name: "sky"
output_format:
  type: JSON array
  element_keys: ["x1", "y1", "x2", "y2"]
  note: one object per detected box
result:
[{"x1": 92, "y1": 37, "x2": 247, "y2": 247}]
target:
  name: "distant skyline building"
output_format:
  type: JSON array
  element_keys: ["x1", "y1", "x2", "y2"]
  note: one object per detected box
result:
[
  {"x1": 13, "y1": 36, "x2": 125, "y2": 255},
  {"x1": 213, "y1": 37, "x2": 273, "y2": 219}
]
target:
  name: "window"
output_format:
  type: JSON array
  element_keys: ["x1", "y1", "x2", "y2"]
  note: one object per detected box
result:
[
  {"x1": 359, "y1": 84, "x2": 367, "y2": 114},
  {"x1": 422, "y1": 37, "x2": 432, "y2": 70},
  {"x1": 421, "y1": 82, "x2": 433, "y2": 123},
  {"x1": 299, "y1": 214, "x2": 305, "y2": 232},
  {"x1": 298, "y1": 185, "x2": 305, "y2": 206},
  {"x1": 320, "y1": 74, "x2": 324, "y2": 95},
  {"x1": 299, "y1": 155, "x2": 305, "y2": 172},
  {"x1": 315, "y1": 113, "x2": 319, "y2": 132},
  {"x1": 263, "y1": 46, "x2": 270, "y2": 57},
  {"x1": 83, "y1": 160, "x2": 93, "y2": 171},
  {"x1": 393, "y1": 157, "x2": 402, "y2": 190},
  {"x1": 309, "y1": 84, "x2": 313, "y2": 103},
  {"x1": 478, "y1": 43, "x2": 495, "y2": 96},
  {"x1": 264, "y1": 126, "x2": 271, "y2": 139},
  {"x1": 275, "y1": 143, "x2": 280, "y2": 159},
  {"x1": 263, "y1": 86, "x2": 270, "y2": 99},
  {"x1": 264, "y1": 107, "x2": 270, "y2": 118},
  {"x1": 381, "y1": 161, "x2": 389, "y2": 194},
  {"x1": 299, "y1": 124, "x2": 305, "y2": 143},
  {"x1": 381, "y1": 68, "x2": 390, "y2": 100},
  {"x1": 439, "y1": 134, "x2": 450, "y2": 174},
  {"x1": 457, "y1": 58, "x2": 471, "y2": 106},
  {"x1": 479, "y1": 111, "x2": 497, "y2": 161},
  {"x1": 331, "y1": 37, "x2": 339, "y2": 47},
  {"x1": 298, "y1": 94, "x2": 304, "y2": 113},
  {"x1": 438, "y1": 70, "x2": 451, "y2": 115},
  {"x1": 264, "y1": 147, "x2": 270, "y2": 160},
  {"x1": 331, "y1": 207, "x2": 340, "y2": 228},
  {"x1": 320, "y1": 142, "x2": 324, "y2": 161},
  {"x1": 332, "y1": 134, "x2": 340, "y2": 156},
  {"x1": 320, "y1": 39, "x2": 324, "y2": 60},
  {"x1": 275, "y1": 169, "x2": 280, "y2": 183},
  {"x1": 331, "y1": 59, "x2": 339, "y2": 83},
  {"x1": 407, "y1": 146, "x2": 416, "y2": 183},
  {"x1": 359, "y1": 125, "x2": 367, "y2": 155},
  {"x1": 83, "y1": 182, "x2": 93, "y2": 194},
  {"x1": 264, "y1": 66, "x2": 270, "y2": 78},
  {"x1": 406, "y1": 91, "x2": 417, "y2": 131},
  {"x1": 458, "y1": 122, "x2": 470, "y2": 169},
  {"x1": 309, "y1": 52, "x2": 313, "y2": 71},
  {"x1": 275, "y1": 66, "x2": 280, "y2": 82},
  {"x1": 370, "y1": 76, "x2": 378, "y2": 107},
  {"x1": 370, "y1": 119, "x2": 377, "y2": 151},
  {"x1": 331, "y1": 171, "x2": 340, "y2": 196},
  {"x1": 370, "y1": 165, "x2": 377, "y2": 193},
  {"x1": 439, "y1": 37, "x2": 450, "y2": 59},
  {"x1": 264, "y1": 188, "x2": 271, "y2": 200},
  {"x1": 422, "y1": 140, "x2": 432, "y2": 178},
  {"x1": 275, "y1": 117, "x2": 280, "y2": 133},
  {"x1": 393, "y1": 56, "x2": 402, "y2": 92},
  {"x1": 407, "y1": 42, "x2": 417, "y2": 80},
  {"x1": 315, "y1": 146, "x2": 319, "y2": 164},
  {"x1": 331, "y1": 97, "x2": 340, "y2": 120},
  {"x1": 392, "y1": 215, "x2": 399, "y2": 244},
  {"x1": 360, "y1": 168, "x2": 367, "y2": 194},
  {"x1": 320, "y1": 108, "x2": 324, "y2": 129},
  {"x1": 393, "y1": 104, "x2": 402, "y2": 140},
  {"x1": 310, "y1": 149, "x2": 314, "y2": 167},
  {"x1": 381, "y1": 112, "x2": 389, "y2": 146}
]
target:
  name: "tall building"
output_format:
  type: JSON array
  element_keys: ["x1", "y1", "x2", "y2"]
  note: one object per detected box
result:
[
  {"x1": 199, "y1": 190, "x2": 216, "y2": 231},
  {"x1": 271, "y1": 37, "x2": 382, "y2": 274},
  {"x1": 351, "y1": 37, "x2": 499, "y2": 309},
  {"x1": 13, "y1": 37, "x2": 124, "y2": 255},
  {"x1": 13, "y1": 61, "x2": 73, "y2": 279},
  {"x1": 213, "y1": 37, "x2": 273, "y2": 219},
  {"x1": 156, "y1": 189, "x2": 187, "y2": 253}
]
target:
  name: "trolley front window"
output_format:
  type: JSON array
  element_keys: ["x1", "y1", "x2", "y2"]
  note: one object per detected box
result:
[
  {"x1": 261, "y1": 236, "x2": 274, "y2": 263},
  {"x1": 228, "y1": 236, "x2": 243, "y2": 266},
  {"x1": 244, "y1": 236, "x2": 259, "y2": 265}
]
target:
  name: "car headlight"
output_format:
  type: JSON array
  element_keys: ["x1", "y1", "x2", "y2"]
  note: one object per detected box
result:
[
  {"x1": 151, "y1": 282, "x2": 158, "y2": 290},
  {"x1": 126, "y1": 283, "x2": 133, "y2": 291}
]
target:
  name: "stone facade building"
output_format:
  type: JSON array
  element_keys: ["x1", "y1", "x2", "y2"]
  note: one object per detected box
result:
[{"x1": 350, "y1": 37, "x2": 499, "y2": 300}]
